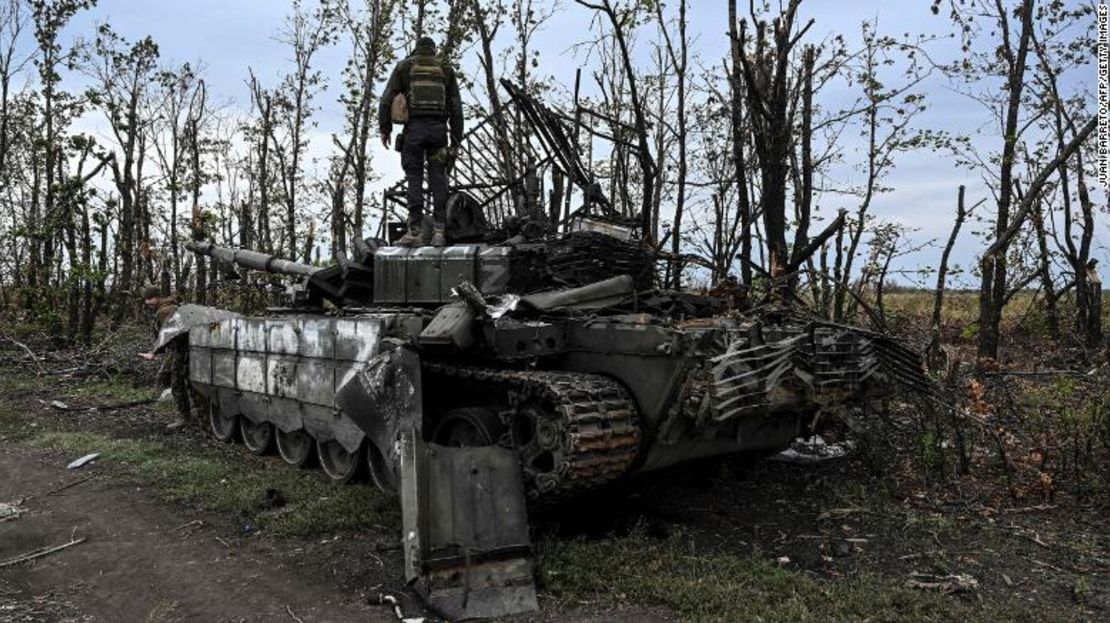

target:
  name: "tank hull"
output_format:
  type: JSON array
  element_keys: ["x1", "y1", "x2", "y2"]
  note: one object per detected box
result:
[{"x1": 188, "y1": 309, "x2": 920, "y2": 496}]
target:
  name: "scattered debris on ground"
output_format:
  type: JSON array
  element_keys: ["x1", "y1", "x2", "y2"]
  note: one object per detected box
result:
[
  {"x1": 906, "y1": 573, "x2": 979, "y2": 594},
  {"x1": 65, "y1": 454, "x2": 99, "y2": 470},
  {"x1": 0, "y1": 537, "x2": 86, "y2": 569},
  {"x1": 0, "y1": 502, "x2": 27, "y2": 523}
]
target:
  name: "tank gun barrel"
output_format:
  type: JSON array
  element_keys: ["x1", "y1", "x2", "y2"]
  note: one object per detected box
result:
[{"x1": 186, "y1": 241, "x2": 321, "y2": 278}]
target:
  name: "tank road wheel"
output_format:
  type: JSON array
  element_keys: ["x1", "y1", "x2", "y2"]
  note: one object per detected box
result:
[
  {"x1": 276, "y1": 428, "x2": 316, "y2": 468},
  {"x1": 432, "y1": 407, "x2": 506, "y2": 447},
  {"x1": 241, "y1": 418, "x2": 275, "y2": 455},
  {"x1": 511, "y1": 399, "x2": 563, "y2": 491},
  {"x1": 209, "y1": 401, "x2": 239, "y2": 443},
  {"x1": 318, "y1": 439, "x2": 364, "y2": 483},
  {"x1": 366, "y1": 441, "x2": 397, "y2": 493}
]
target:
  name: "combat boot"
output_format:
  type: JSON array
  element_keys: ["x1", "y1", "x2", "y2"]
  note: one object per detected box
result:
[
  {"x1": 431, "y1": 220, "x2": 446, "y2": 247},
  {"x1": 396, "y1": 222, "x2": 423, "y2": 247}
]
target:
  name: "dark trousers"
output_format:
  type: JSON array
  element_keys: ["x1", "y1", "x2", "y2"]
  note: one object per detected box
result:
[{"x1": 402, "y1": 117, "x2": 449, "y2": 227}]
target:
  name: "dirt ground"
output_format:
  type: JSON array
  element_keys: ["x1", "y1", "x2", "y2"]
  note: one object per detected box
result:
[
  {"x1": 0, "y1": 362, "x2": 671, "y2": 623},
  {"x1": 0, "y1": 447, "x2": 391, "y2": 623},
  {"x1": 0, "y1": 343, "x2": 1107, "y2": 622},
  {"x1": 0, "y1": 445, "x2": 669, "y2": 623}
]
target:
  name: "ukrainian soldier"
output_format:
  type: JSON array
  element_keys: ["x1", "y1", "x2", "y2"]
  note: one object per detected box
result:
[
  {"x1": 379, "y1": 36, "x2": 464, "y2": 247},
  {"x1": 137, "y1": 285, "x2": 204, "y2": 431}
]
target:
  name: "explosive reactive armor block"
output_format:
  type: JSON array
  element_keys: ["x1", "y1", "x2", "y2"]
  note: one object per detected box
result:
[{"x1": 372, "y1": 245, "x2": 509, "y2": 305}]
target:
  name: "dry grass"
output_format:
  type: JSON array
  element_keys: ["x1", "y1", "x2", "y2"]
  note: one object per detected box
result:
[{"x1": 883, "y1": 289, "x2": 1110, "y2": 329}]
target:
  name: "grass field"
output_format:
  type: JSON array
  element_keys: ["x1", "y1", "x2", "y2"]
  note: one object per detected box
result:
[
  {"x1": 882, "y1": 289, "x2": 1110, "y2": 327},
  {"x1": 1, "y1": 315, "x2": 1106, "y2": 622},
  {"x1": 536, "y1": 530, "x2": 1035, "y2": 623},
  {"x1": 0, "y1": 377, "x2": 397, "y2": 537}
]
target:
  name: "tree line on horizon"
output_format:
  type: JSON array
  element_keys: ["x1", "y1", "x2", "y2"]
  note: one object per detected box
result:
[{"x1": 0, "y1": 0, "x2": 1102, "y2": 363}]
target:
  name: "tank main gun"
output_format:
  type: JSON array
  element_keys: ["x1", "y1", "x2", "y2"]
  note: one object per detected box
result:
[
  {"x1": 185, "y1": 241, "x2": 323, "y2": 278},
  {"x1": 186, "y1": 240, "x2": 373, "y2": 308}
]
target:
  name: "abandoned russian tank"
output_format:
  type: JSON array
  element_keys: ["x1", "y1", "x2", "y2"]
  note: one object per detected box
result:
[
  {"x1": 172, "y1": 225, "x2": 925, "y2": 619},
  {"x1": 158, "y1": 80, "x2": 927, "y2": 620}
]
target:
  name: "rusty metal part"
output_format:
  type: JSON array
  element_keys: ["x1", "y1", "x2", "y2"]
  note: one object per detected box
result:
[
  {"x1": 423, "y1": 363, "x2": 641, "y2": 497},
  {"x1": 400, "y1": 432, "x2": 538, "y2": 619}
]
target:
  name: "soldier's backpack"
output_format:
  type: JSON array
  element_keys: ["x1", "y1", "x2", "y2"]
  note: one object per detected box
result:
[
  {"x1": 391, "y1": 92, "x2": 409, "y2": 124},
  {"x1": 407, "y1": 55, "x2": 447, "y2": 116}
]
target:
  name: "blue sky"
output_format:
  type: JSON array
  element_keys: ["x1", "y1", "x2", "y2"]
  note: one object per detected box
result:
[{"x1": 46, "y1": 0, "x2": 1108, "y2": 286}]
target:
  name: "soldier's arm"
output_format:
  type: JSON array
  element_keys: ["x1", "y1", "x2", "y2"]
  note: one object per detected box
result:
[
  {"x1": 446, "y1": 66, "x2": 464, "y2": 146},
  {"x1": 378, "y1": 62, "x2": 405, "y2": 140}
]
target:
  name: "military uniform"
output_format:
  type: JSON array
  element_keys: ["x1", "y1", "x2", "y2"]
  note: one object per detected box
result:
[
  {"x1": 153, "y1": 296, "x2": 206, "y2": 429},
  {"x1": 379, "y1": 37, "x2": 464, "y2": 246}
]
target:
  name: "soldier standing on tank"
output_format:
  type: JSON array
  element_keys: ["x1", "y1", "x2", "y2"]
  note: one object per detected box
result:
[
  {"x1": 379, "y1": 36, "x2": 464, "y2": 247},
  {"x1": 137, "y1": 285, "x2": 204, "y2": 431}
]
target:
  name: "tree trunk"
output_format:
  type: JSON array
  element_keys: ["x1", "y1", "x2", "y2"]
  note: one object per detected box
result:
[
  {"x1": 727, "y1": 0, "x2": 752, "y2": 285},
  {"x1": 927, "y1": 187, "x2": 968, "y2": 370},
  {"x1": 977, "y1": 0, "x2": 1033, "y2": 361}
]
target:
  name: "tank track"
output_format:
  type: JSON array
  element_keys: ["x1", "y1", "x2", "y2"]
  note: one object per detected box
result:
[{"x1": 424, "y1": 362, "x2": 642, "y2": 497}]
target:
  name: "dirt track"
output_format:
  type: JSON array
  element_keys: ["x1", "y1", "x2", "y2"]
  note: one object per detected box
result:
[{"x1": 0, "y1": 446, "x2": 386, "y2": 623}]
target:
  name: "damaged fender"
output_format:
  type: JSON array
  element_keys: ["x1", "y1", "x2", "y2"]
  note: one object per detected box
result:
[
  {"x1": 335, "y1": 345, "x2": 423, "y2": 491},
  {"x1": 399, "y1": 432, "x2": 538, "y2": 620},
  {"x1": 153, "y1": 304, "x2": 241, "y2": 353},
  {"x1": 336, "y1": 345, "x2": 539, "y2": 620}
]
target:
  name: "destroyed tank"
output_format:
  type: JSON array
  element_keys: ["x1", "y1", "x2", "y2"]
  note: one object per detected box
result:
[
  {"x1": 164, "y1": 79, "x2": 927, "y2": 619},
  {"x1": 176, "y1": 230, "x2": 926, "y2": 618},
  {"x1": 181, "y1": 234, "x2": 925, "y2": 494}
]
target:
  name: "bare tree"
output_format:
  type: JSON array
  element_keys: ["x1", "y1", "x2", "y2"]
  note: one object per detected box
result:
[
  {"x1": 184, "y1": 79, "x2": 209, "y2": 301},
  {"x1": 271, "y1": 0, "x2": 336, "y2": 260},
  {"x1": 151, "y1": 62, "x2": 203, "y2": 290},
  {"x1": 86, "y1": 24, "x2": 159, "y2": 318},
  {"x1": 469, "y1": 0, "x2": 518, "y2": 188},
  {"x1": 324, "y1": 0, "x2": 396, "y2": 256},
  {"x1": 726, "y1": 0, "x2": 754, "y2": 285},
  {"x1": 245, "y1": 71, "x2": 275, "y2": 252},
  {"x1": 733, "y1": 0, "x2": 812, "y2": 282},
  {"x1": 975, "y1": 0, "x2": 1034, "y2": 360},
  {"x1": 0, "y1": 0, "x2": 33, "y2": 181},
  {"x1": 575, "y1": 0, "x2": 657, "y2": 241},
  {"x1": 654, "y1": 0, "x2": 687, "y2": 287},
  {"x1": 927, "y1": 186, "x2": 980, "y2": 370},
  {"x1": 933, "y1": 0, "x2": 1098, "y2": 360},
  {"x1": 830, "y1": 21, "x2": 930, "y2": 320},
  {"x1": 28, "y1": 0, "x2": 97, "y2": 300},
  {"x1": 1030, "y1": 12, "x2": 1102, "y2": 346}
]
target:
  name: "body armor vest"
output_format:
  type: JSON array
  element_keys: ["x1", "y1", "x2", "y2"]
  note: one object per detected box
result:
[{"x1": 408, "y1": 55, "x2": 447, "y2": 116}]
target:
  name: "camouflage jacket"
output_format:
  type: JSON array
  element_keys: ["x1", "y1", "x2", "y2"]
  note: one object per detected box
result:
[{"x1": 155, "y1": 296, "x2": 180, "y2": 331}]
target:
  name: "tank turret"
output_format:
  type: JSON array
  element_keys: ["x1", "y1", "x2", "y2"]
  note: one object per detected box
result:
[{"x1": 186, "y1": 231, "x2": 654, "y2": 311}]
